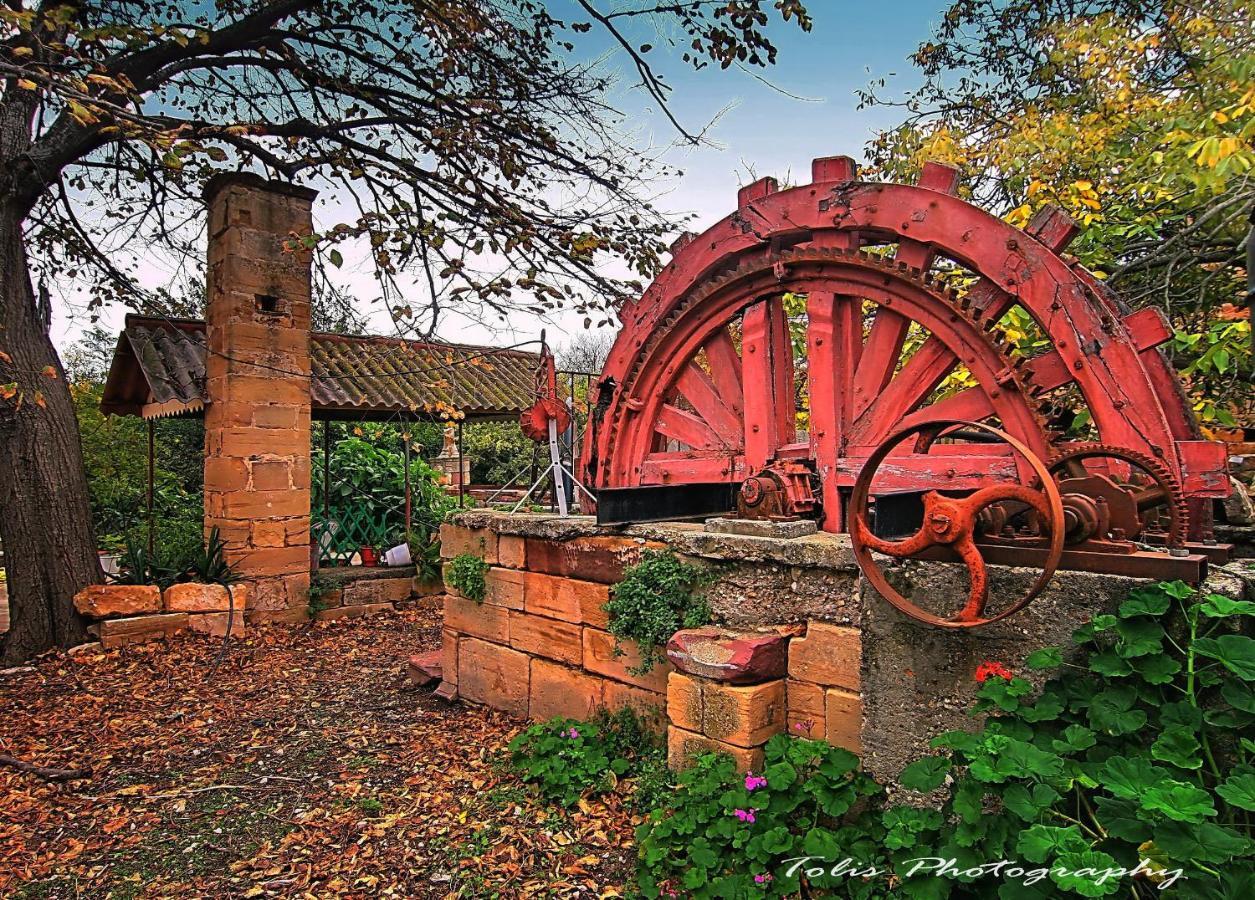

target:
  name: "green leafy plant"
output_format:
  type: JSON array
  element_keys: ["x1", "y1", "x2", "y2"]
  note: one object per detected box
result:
[
  {"x1": 407, "y1": 527, "x2": 443, "y2": 583},
  {"x1": 447, "y1": 552, "x2": 488, "y2": 603},
  {"x1": 637, "y1": 734, "x2": 883, "y2": 896},
  {"x1": 508, "y1": 708, "x2": 665, "y2": 808},
  {"x1": 605, "y1": 550, "x2": 710, "y2": 674},
  {"x1": 307, "y1": 573, "x2": 335, "y2": 616},
  {"x1": 186, "y1": 527, "x2": 241, "y2": 586},
  {"x1": 636, "y1": 581, "x2": 1255, "y2": 898}
]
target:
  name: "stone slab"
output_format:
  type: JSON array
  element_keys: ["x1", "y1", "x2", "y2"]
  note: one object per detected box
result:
[
  {"x1": 666, "y1": 627, "x2": 787, "y2": 683},
  {"x1": 704, "y1": 518, "x2": 817, "y2": 539}
]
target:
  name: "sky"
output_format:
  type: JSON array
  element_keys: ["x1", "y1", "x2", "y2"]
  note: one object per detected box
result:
[{"x1": 51, "y1": 0, "x2": 952, "y2": 359}]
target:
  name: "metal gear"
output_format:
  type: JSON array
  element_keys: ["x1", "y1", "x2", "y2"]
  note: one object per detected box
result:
[{"x1": 1047, "y1": 444, "x2": 1188, "y2": 547}]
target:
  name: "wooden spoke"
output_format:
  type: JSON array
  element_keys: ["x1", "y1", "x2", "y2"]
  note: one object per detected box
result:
[
  {"x1": 851, "y1": 307, "x2": 909, "y2": 418},
  {"x1": 675, "y1": 362, "x2": 743, "y2": 448},
  {"x1": 849, "y1": 335, "x2": 958, "y2": 444},
  {"x1": 656, "y1": 403, "x2": 726, "y2": 451},
  {"x1": 807, "y1": 291, "x2": 860, "y2": 528},
  {"x1": 897, "y1": 386, "x2": 996, "y2": 434},
  {"x1": 702, "y1": 327, "x2": 744, "y2": 418}
]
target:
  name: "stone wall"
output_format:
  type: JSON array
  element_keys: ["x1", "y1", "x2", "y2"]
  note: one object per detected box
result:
[{"x1": 437, "y1": 511, "x2": 868, "y2": 770}]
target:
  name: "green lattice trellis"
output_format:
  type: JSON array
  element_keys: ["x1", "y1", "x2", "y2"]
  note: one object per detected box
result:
[{"x1": 312, "y1": 505, "x2": 403, "y2": 566}]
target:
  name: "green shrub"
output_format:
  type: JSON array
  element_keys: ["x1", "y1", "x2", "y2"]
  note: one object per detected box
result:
[
  {"x1": 606, "y1": 550, "x2": 710, "y2": 674},
  {"x1": 447, "y1": 552, "x2": 488, "y2": 603},
  {"x1": 636, "y1": 580, "x2": 1255, "y2": 898},
  {"x1": 508, "y1": 708, "x2": 665, "y2": 808}
]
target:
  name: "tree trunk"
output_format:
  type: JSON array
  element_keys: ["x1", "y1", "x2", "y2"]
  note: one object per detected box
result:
[{"x1": 0, "y1": 208, "x2": 101, "y2": 664}]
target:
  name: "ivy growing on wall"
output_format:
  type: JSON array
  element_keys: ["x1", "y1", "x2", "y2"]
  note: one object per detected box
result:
[
  {"x1": 447, "y1": 552, "x2": 489, "y2": 604},
  {"x1": 605, "y1": 550, "x2": 710, "y2": 674}
]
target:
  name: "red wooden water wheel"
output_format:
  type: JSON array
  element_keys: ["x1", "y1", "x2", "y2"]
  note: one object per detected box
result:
[{"x1": 583, "y1": 156, "x2": 1228, "y2": 538}]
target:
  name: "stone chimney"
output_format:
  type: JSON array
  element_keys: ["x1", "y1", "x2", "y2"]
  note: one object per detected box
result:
[{"x1": 203, "y1": 174, "x2": 317, "y2": 615}]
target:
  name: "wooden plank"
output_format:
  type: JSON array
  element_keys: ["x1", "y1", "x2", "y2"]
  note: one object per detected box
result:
[
  {"x1": 834, "y1": 452, "x2": 1019, "y2": 491},
  {"x1": 806, "y1": 291, "x2": 842, "y2": 529},
  {"x1": 640, "y1": 451, "x2": 747, "y2": 484},
  {"x1": 741, "y1": 299, "x2": 795, "y2": 469}
]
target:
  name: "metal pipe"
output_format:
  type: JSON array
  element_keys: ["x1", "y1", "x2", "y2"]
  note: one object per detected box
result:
[
  {"x1": 147, "y1": 418, "x2": 155, "y2": 558},
  {"x1": 403, "y1": 422, "x2": 412, "y2": 536},
  {"x1": 457, "y1": 419, "x2": 466, "y2": 508},
  {"x1": 322, "y1": 421, "x2": 331, "y2": 522}
]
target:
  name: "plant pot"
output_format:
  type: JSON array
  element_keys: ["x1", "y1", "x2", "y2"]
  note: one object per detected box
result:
[
  {"x1": 383, "y1": 543, "x2": 411, "y2": 567},
  {"x1": 98, "y1": 551, "x2": 121, "y2": 577},
  {"x1": 360, "y1": 546, "x2": 378, "y2": 567}
]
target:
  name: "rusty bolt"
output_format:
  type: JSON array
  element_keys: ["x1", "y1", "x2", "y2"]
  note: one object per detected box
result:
[{"x1": 1006, "y1": 239, "x2": 1019, "y2": 250}]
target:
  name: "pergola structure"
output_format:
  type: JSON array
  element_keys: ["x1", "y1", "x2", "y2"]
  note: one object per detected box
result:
[{"x1": 99, "y1": 313, "x2": 545, "y2": 558}]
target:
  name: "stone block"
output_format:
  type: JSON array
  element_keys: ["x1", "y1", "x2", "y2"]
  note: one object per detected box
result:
[
  {"x1": 248, "y1": 576, "x2": 292, "y2": 611},
  {"x1": 523, "y1": 572, "x2": 610, "y2": 624},
  {"x1": 164, "y1": 582, "x2": 250, "y2": 613},
  {"x1": 786, "y1": 679, "x2": 826, "y2": 739},
  {"x1": 499, "y1": 534, "x2": 526, "y2": 569},
  {"x1": 413, "y1": 575, "x2": 444, "y2": 598},
  {"x1": 581, "y1": 628, "x2": 669, "y2": 693},
  {"x1": 825, "y1": 688, "x2": 862, "y2": 754},
  {"x1": 666, "y1": 627, "x2": 787, "y2": 684},
  {"x1": 439, "y1": 524, "x2": 498, "y2": 564},
  {"x1": 204, "y1": 457, "x2": 250, "y2": 492},
  {"x1": 667, "y1": 726, "x2": 763, "y2": 773},
  {"x1": 700, "y1": 680, "x2": 786, "y2": 748},
  {"x1": 509, "y1": 611, "x2": 583, "y2": 665},
  {"x1": 459, "y1": 637, "x2": 529, "y2": 717},
  {"x1": 250, "y1": 459, "x2": 293, "y2": 491},
  {"x1": 602, "y1": 680, "x2": 666, "y2": 731},
  {"x1": 666, "y1": 672, "x2": 704, "y2": 733},
  {"x1": 408, "y1": 650, "x2": 443, "y2": 686},
  {"x1": 484, "y1": 568, "x2": 525, "y2": 610},
  {"x1": 187, "y1": 612, "x2": 246, "y2": 638},
  {"x1": 788, "y1": 622, "x2": 861, "y2": 691},
  {"x1": 74, "y1": 585, "x2": 161, "y2": 619},
  {"x1": 233, "y1": 545, "x2": 311, "y2": 578},
  {"x1": 442, "y1": 629, "x2": 459, "y2": 686},
  {"x1": 529, "y1": 658, "x2": 604, "y2": 722},
  {"x1": 97, "y1": 613, "x2": 188, "y2": 649},
  {"x1": 245, "y1": 607, "x2": 310, "y2": 625},
  {"x1": 444, "y1": 594, "x2": 509, "y2": 643},
  {"x1": 523, "y1": 536, "x2": 660, "y2": 583},
  {"x1": 250, "y1": 519, "x2": 290, "y2": 548}
]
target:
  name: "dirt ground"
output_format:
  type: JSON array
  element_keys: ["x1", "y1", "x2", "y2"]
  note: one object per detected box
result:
[{"x1": 0, "y1": 605, "x2": 638, "y2": 898}]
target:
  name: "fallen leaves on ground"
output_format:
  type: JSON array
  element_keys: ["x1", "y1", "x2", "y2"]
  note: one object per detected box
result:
[{"x1": 0, "y1": 605, "x2": 639, "y2": 898}]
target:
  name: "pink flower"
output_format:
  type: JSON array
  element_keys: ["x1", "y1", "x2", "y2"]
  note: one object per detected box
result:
[
  {"x1": 563, "y1": 727, "x2": 580, "y2": 739},
  {"x1": 744, "y1": 772, "x2": 768, "y2": 791},
  {"x1": 755, "y1": 873, "x2": 772, "y2": 884},
  {"x1": 733, "y1": 808, "x2": 757, "y2": 823},
  {"x1": 793, "y1": 719, "x2": 815, "y2": 735}
]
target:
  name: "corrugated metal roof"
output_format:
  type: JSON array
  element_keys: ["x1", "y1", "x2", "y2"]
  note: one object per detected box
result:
[{"x1": 100, "y1": 316, "x2": 542, "y2": 421}]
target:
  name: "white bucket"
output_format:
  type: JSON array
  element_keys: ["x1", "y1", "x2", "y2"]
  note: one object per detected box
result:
[{"x1": 383, "y1": 543, "x2": 412, "y2": 567}]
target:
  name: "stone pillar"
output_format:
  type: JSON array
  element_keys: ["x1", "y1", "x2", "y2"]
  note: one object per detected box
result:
[{"x1": 203, "y1": 174, "x2": 317, "y2": 615}]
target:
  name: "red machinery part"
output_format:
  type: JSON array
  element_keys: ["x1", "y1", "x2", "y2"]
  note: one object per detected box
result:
[
  {"x1": 849, "y1": 420, "x2": 1065, "y2": 629},
  {"x1": 519, "y1": 345, "x2": 572, "y2": 441},
  {"x1": 580, "y1": 155, "x2": 1229, "y2": 538}
]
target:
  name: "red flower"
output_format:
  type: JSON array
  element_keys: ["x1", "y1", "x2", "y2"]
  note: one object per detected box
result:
[{"x1": 975, "y1": 661, "x2": 1013, "y2": 683}]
